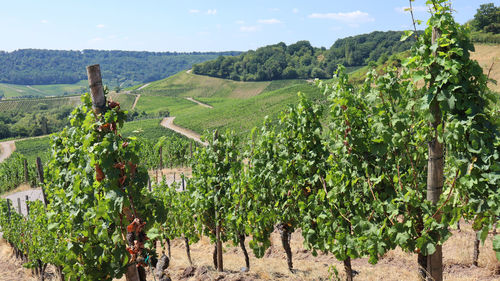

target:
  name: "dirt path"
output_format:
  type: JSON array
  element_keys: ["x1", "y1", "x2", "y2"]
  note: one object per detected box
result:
[
  {"x1": 131, "y1": 94, "x2": 141, "y2": 110},
  {"x1": 185, "y1": 97, "x2": 213, "y2": 108},
  {"x1": 137, "y1": 83, "x2": 150, "y2": 91},
  {"x1": 0, "y1": 141, "x2": 16, "y2": 163},
  {"x1": 26, "y1": 85, "x2": 46, "y2": 95},
  {"x1": 0, "y1": 239, "x2": 35, "y2": 281},
  {"x1": 0, "y1": 134, "x2": 51, "y2": 163},
  {"x1": 160, "y1": 117, "x2": 207, "y2": 146}
]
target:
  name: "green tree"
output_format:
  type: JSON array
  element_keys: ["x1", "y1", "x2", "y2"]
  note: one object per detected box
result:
[{"x1": 472, "y1": 3, "x2": 500, "y2": 33}]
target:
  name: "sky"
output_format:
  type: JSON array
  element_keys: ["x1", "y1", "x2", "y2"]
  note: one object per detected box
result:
[{"x1": 0, "y1": 0, "x2": 497, "y2": 52}]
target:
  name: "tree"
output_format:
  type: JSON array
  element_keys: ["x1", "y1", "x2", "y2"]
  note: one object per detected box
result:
[{"x1": 472, "y1": 3, "x2": 500, "y2": 33}]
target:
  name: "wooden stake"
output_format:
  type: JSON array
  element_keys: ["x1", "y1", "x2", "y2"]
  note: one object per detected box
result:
[
  {"x1": 17, "y1": 198, "x2": 21, "y2": 214},
  {"x1": 25, "y1": 195, "x2": 29, "y2": 216},
  {"x1": 213, "y1": 130, "x2": 223, "y2": 272},
  {"x1": 426, "y1": 26, "x2": 443, "y2": 281},
  {"x1": 86, "y1": 64, "x2": 106, "y2": 114},
  {"x1": 36, "y1": 157, "x2": 48, "y2": 207},
  {"x1": 6, "y1": 199, "x2": 11, "y2": 222},
  {"x1": 23, "y1": 159, "x2": 29, "y2": 183}
]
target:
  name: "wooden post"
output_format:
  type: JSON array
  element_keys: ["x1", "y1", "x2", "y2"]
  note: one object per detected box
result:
[
  {"x1": 159, "y1": 146, "x2": 163, "y2": 169},
  {"x1": 213, "y1": 130, "x2": 223, "y2": 272},
  {"x1": 426, "y1": 26, "x2": 443, "y2": 281},
  {"x1": 181, "y1": 174, "x2": 185, "y2": 191},
  {"x1": 87, "y1": 66, "x2": 138, "y2": 281},
  {"x1": 23, "y1": 159, "x2": 29, "y2": 183},
  {"x1": 148, "y1": 178, "x2": 152, "y2": 192},
  {"x1": 190, "y1": 141, "x2": 193, "y2": 158},
  {"x1": 36, "y1": 157, "x2": 48, "y2": 207},
  {"x1": 17, "y1": 198, "x2": 21, "y2": 214},
  {"x1": 6, "y1": 199, "x2": 11, "y2": 222},
  {"x1": 86, "y1": 64, "x2": 106, "y2": 114},
  {"x1": 25, "y1": 195, "x2": 29, "y2": 216}
]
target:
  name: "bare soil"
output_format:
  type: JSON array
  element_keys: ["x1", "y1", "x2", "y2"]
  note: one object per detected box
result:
[
  {"x1": 0, "y1": 141, "x2": 16, "y2": 163},
  {"x1": 160, "y1": 117, "x2": 207, "y2": 146},
  {"x1": 471, "y1": 44, "x2": 500, "y2": 93}
]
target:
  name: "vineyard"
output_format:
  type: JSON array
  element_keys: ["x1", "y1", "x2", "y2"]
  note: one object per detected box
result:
[
  {"x1": 0, "y1": 96, "x2": 81, "y2": 113},
  {"x1": 0, "y1": 2, "x2": 499, "y2": 281}
]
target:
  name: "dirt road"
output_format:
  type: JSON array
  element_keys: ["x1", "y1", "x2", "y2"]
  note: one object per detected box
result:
[
  {"x1": 131, "y1": 94, "x2": 141, "y2": 110},
  {"x1": 160, "y1": 117, "x2": 207, "y2": 146},
  {"x1": 185, "y1": 97, "x2": 213, "y2": 108},
  {"x1": 0, "y1": 141, "x2": 15, "y2": 163}
]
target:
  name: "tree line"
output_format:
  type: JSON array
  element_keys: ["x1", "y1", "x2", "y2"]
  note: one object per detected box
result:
[
  {"x1": 0, "y1": 49, "x2": 240, "y2": 86},
  {"x1": 192, "y1": 31, "x2": 418, "y2": 81}
]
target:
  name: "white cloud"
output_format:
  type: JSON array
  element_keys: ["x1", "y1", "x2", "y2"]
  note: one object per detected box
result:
[
  {"x1": 96, "y1": 24, "x2": 105, "y2": 28},
  {"x1": 235, "y1": 20, "x2": 245, "y2": 25},
  {"x1": 308, "y1": 10, "x2": 374, "y2": 23},
  {"x1": 40, "y1": 19, "x2": 48, "y2": 24},
  {"x1": 240, "y1": 26, "x2": 259, "y2": 32},
  {"x1": 257, "y1": 18, "x2": 281, "y2": 24},
  {"x1": 269, "y1": 8, "x2": 280, "y2": 12},
  {"x1": 395, "y1": 5, "x2": 428, "y2": 14},
  {"x1": 206, "y1": 9, "x2": 217, "y2": 15},
  {"x1": 189, "y1": 9, "x2": 200, "y2": 13},
  {"x1": 89, "y1": 37, "x2": 103, "y2": 43},
  {"x1": 292, "y1": 8, "x2": 299, "y2": 14}
]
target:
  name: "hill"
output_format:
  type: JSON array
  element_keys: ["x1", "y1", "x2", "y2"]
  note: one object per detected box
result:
[
  {"x1": 0, "y1": 49, "x2": 240, "y2": 89},
  {"x1": 0, "y1": 80, "x2": 87, "y2": 99},
  {"x1": 133, "y1": 71, "x2": 320, "y2": 134},
  {"x1": 192, "y1": 31, "x2": 419, "y2": 81}
]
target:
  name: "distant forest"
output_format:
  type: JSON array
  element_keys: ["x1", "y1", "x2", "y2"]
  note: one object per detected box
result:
[
  {"x1": 193, "y1": 31, "x2": 419, "y2": 81},
  {"x1": 0, "y1": 49, "x2": 240, "y2": 86}
]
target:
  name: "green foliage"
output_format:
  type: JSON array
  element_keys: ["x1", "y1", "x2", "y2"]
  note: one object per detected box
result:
[
  {"x1": 193, "y1": 31, "x2": 417, "y2": 81},
  {"x1": 470, "y1": 3, "x2": 500, "y2": 33},
  {"x1": 494, "y1": 235, "x2": 500, "y2": 261},
  {"x1": 0, "y1": 153, "x2": 39, "y2": 193},
  {"x1": 189, "y1": 130, "x2": 242, "y2": 245},
  {"x1": 247, "y1": 93, "x2": 328, "y2": 257},
  {"x1": 0, "y1": 49, "x2": 240, "y2": 86},
  {"x1": 149, "y1": 180, "x2": 200, "y2": 251},
  {"x1": 305, "y1": 0, "x2": 500, "y2": 267},
  {"x1": 42, "y1": 92, "x2": 155, "y2": 280}
]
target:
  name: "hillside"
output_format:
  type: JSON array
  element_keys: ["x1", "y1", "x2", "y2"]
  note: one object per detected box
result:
[
  {"x1": 134, "y1": 71, "x2": 320, "y2": 134},
  {"x1": 192, "y1": 31, "x2": 419, "y2": 81},
  {"x1": 0, "y1": 80, "x2": 87, "y2": 99},
  {"x1": 0, "y1": 49, "x2": 240, "y2": 89}
]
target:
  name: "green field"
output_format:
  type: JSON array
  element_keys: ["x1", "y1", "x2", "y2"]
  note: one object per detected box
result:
[
  {"x1": 0, "y1": 91, "x2": 138, "y2": 114},
  {"x1": 134, "y1": 71, "x2": 322, "y2": 136},
  {"x1": 15, "y1": 136, "x2": 52, "y2": 163},
  {"x1": 0, "y1": 96, "x2": 81, "y2": 113},
  {"x1": 0, "y1": 80, "x2": 87, "y2": 98}
]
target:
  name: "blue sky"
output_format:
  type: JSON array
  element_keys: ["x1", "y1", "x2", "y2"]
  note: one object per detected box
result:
[{"x1": 0, "y1": 0, "x2": 496, "y2": 52}]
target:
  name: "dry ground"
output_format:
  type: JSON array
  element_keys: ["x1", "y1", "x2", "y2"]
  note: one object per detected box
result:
[
  {"x1": 1, "y1": 221, "x2": 499, "y2": 281},
  {"x1": 471, "y1": 44, "x2": 500, "y2": 93}
]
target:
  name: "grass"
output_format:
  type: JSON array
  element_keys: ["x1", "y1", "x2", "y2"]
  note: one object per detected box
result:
[
  {"x1": 121, "y1": 118, "x2": 183, "y2": 140},
  {"x1": 108, "y1": 92, "x2": 137, "y2": 110},
  {"x1": 140, "y1": 72, "x2": 273, "y2": 99},
  {"x1": 15, "y1": 136, "x2": 51, "y2": 163},
  {"x1": 0, "y1": 96, "x2": 81, "y2": 113},
  {"x1": 0, "y1": 91, "x2": 137, "y2": 115},
  {"x1": 134, "y1": 71, "x2": 322, "y2": 137},
  {"x1": 0, "y1": 80, "x2": 87, "y2": 98},
  {"x1": 173, "y1": 83, "x2": 324, "y2": 136}
]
